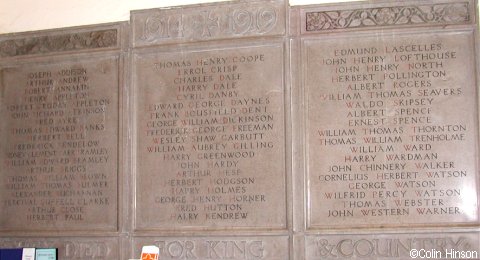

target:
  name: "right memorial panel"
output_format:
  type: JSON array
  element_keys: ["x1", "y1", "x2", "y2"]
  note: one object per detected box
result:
[
  {"x1": 293, "y1": 0, "x2": 480, "y2": 259},
  {"x1": 305, "y1": 30, "x2": 478, "y2": 228}
]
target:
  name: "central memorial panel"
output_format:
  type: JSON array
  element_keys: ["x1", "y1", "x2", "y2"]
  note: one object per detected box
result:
[{"x1": 134, "y1": 44, "x2": 286, "y2": 230}]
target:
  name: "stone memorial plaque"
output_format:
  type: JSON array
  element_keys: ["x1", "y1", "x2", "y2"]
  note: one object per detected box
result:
[
  {"x1": 134, "y1": 43, "x2": 286, "y2": 230},
  {"x1": 131, "y1": 1, "x2": 285, "y2": 47},
  {"x1": 0, "y1": 56, "x2": 119, "y2": 231},
  {"x1": 304, "y1": 232, "x2": 480, "y2": 259},
  {"x1": 300, "y1": 1, "x2": 479, "y2": 229},
  {"x1": 132, "y1": 235, "x2": 289, "y2": 259},
  {"x1": 2, "y1": 0, "x2": 478, "y2": 258},
  {"x1": 0, "y1": 236, "x2": 120, "y2": 259}
]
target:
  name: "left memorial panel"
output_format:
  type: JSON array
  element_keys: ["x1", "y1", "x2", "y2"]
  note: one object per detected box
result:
[
  {"x1": 0, "y1": 57, "x2": 119, "y2": 231},
  {"x1": 0, "y1": 24, "x2": 127, "y2": 259}
]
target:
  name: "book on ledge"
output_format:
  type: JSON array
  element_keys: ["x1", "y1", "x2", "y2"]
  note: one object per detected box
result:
[
  {"x1": 35, "y1": 248, "x2": 57, "y2": 260},
  {"x1": 22, "y1": 248, "x2": 35, "y2": 260},
  {"x1": 0, "y1": 248, "x2": 23, "y2": 260}
]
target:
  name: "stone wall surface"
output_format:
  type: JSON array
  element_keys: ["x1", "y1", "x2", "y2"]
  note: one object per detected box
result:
[{"x1": 0, "y1": 0, "x2": 478, "y2": 259}]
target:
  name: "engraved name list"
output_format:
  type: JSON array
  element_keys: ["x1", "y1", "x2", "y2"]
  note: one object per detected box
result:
[
  {"x1": 135, "y1": 45, "x2": 286, "y2": 230},
  {"x1": 0, "y1": 58, "x2": 119, "y2": 231},
  {"x1": 306, "y1": 32, "x2": 478, "y2": 228}
]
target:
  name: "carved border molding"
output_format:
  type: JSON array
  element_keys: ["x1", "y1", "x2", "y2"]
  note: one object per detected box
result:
[
  {"x1": 0, "y1": 29, "x2": 118, "y2": 58},
  {"x1": 305, "y1": 2, "x2": 470, "y2": 32}
]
